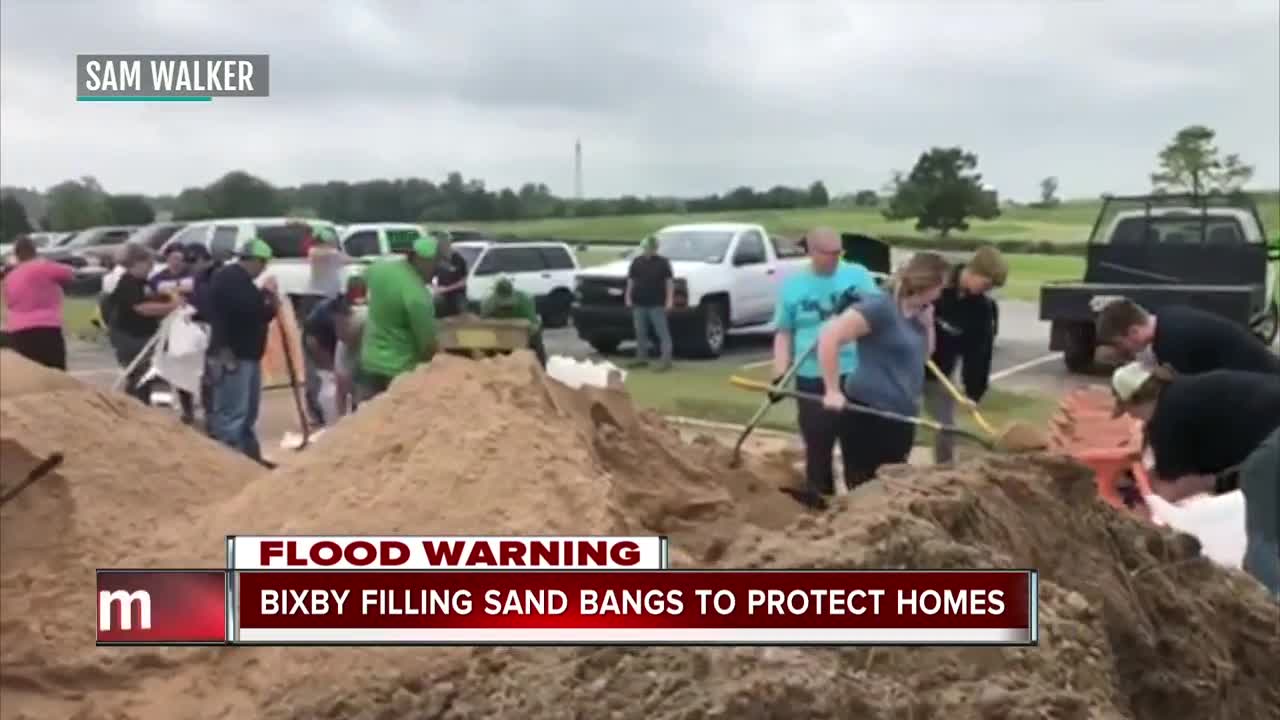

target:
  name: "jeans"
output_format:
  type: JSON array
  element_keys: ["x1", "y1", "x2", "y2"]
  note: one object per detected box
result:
[
  {"x1": 530, "y1": 330, "x2": 548, "y2": 367},
  {"x1": 1240, "y1": 426, "x2": 1280, "y2": 598},
  {"x1": 209, "y1": 358, "x2": 263, "y2": 462},
  {"x1": 922, "y1": 379, "x2": 956, "y2": 464},
  {"x1": 795, "y1": 375, "x2": 857, "y2": 496},
  {"x1": 631, "y1": 306, "x2": 672, "y2": 362},
  {"x1": 302, "y1": 341, "x2": 327, "y2": 427},
  {"x1": 7, "y1": 326, "x2": 67, "y2": 370}
]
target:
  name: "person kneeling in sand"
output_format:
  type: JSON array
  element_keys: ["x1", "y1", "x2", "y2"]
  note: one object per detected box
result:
[
  {"x1": 1111, "y1": 361, "x2": 1280, "y2": 597},
  {"x1": 479, "y1": 276, "x2": 547, "y2": 367}
]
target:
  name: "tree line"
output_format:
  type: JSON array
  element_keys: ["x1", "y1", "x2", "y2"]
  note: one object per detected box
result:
[{"x1": 0, "y1": 124, "x2": 1258, "y2": 244}]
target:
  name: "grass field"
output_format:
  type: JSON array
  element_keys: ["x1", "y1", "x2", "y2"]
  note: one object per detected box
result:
[
  {"x1": 474, "y1": 193, "x2": 1280, "y2": 245},
  {"x1": 574, "y1": 247, "x2": 1083, "y2": 302},
  {"x1": 623, "y1": 359, "x2": 1058, "y2": 442}
]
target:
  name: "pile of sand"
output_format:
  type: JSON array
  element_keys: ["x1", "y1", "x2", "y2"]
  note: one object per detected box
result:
[
  {"x1": 3, "y1": 350, "x2": 1277, "y2": 720},
  {"x1": 0, "y1": 351, "x2": 263, "y2": 709},
  {"x1": 278, "y1": 456, "x2": 1280, "y2": 720}
]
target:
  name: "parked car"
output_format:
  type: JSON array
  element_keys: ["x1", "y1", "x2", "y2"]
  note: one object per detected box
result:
[
  {"x1": 167, "y1": 217, "x2": 348, "y2": 298},
  {"x1": 451, "y1": 241, "x2": 580, "y2": 327},
  {"x1": 339, "y1": 223, "x2": 427, "y2": 260},
  {"x1": 1040, "y1": 193, "x2": 1277, "y2": 371},
  {"x1": 129, "y1": 222, "x2": 188, "y2": 257},
  {"x1": 571, "y1": 223, "x2": 808, "y2": 357}
]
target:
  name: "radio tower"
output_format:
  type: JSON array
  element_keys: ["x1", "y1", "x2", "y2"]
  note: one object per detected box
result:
[{"x1": 574, "y1": 138, "x2": 583, "y2": 200}]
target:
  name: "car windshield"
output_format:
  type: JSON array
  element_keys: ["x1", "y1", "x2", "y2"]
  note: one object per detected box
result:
[
  {"x1": 454, "y1": 245, "x2": 483, "y2": 267},
  {"x1": 650, "y1": 231, "x2": 735, "y2": 262},
  {"x1": 59, "y1": 232, "x2": 95, "y2": 248}
]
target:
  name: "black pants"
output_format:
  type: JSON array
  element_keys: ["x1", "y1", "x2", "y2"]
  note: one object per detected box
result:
[
  {"x1": 843, "y1": 395, "x2": 916, "y2": 488},
  {"x1": 110, "y1": 328, "x2": 154, "y2": 404},
  {"x1": 6, "y1": 326, "x2": 67, "y2": 370},
  {"x1": 795, "y1": 375, "x2": 858, "y2": 496}
]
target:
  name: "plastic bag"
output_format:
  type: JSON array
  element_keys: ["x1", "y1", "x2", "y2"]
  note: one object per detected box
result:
[{"x1": 1145, "y1": 491, "x2": 1247, "y2": 570}]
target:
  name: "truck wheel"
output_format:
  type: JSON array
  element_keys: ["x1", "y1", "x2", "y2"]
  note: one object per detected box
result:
[
  {"x1": 542, "y1": 289, "x2": 573, "y2": 329},
  {"x1": 1253, "y1": 301, "x2": 1279, "y2": 346},
  {"x1": 1061, "y1": 322, "x2": 1096, "y2": 373},
  {"x1": 686, "y1": 300, "x2": 727, "y2": 358},
  {"x1": 587, "y1": 337, "x2": 621, "y2": 355}
]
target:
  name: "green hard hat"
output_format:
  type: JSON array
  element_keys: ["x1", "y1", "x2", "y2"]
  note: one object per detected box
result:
[{"x1": 411, "y1": 235, "x2": 438, "y2": 259}]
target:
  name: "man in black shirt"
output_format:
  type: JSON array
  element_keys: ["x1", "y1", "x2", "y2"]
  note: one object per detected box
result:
[
  {"x1": 626, "y1": 236, "x2": 674, "y2": 370},
  {"x1": 433, "y1": 237, "x2": 469, "y2": 318},
  {"x1": 207, "y1": 238, "x2": 278, "y2": 465},
  {"x1": 108, "y1": 243, "x2": 179, "y2": 403},
  {"x1": 1112, "y1": 362, "x2": 1280, "y2": 595},
  {"x1": 923, "y1": 246, "x2": 1008, "y2": 463},
  {"x1": 1096, "y1": 299, "x2": 1280, "y2": 375}
]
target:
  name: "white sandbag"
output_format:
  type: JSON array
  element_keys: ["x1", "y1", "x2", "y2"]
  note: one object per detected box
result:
[
  {"x1": 546, "y1": 356, "x2": 626, "y2": 390},
  {"x1": 1145, "y1": 491, "x2": 1247, "y2": 570},
  {"x1": 146, "y1": 309, "x2": 208, "y2": 395}
]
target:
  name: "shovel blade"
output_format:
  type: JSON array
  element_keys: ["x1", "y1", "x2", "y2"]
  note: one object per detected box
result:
[{"x1": 995, "y1": 422, "x2": 1049, "y2": 452}]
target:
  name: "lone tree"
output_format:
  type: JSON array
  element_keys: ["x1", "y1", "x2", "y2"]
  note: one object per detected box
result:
[
  {"x1": 852, "y1": 189, "x2": 879, "y2": 207},
  {"x1": 883, "y1": 147, "x2": 999, "y2": 236},
  {"x1": 1038, "y1": 176, "x2": 1060, "y2": 207},
  {"x1": 1151, "y1": 125, "x2": 1255, "y2": 196},
  {"x1": 0, "y1": 193, "x2": 34, "y2": 243}
]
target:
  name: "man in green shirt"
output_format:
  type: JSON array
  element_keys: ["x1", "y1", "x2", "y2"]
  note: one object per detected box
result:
[
  {"x1": 480, "y1": 276, "x2": 547, "y2": 366},
  {"x1": 358, "y1": 236, "x2": 439, "y2": 400}
]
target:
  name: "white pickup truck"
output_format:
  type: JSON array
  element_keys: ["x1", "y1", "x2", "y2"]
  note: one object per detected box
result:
[{"x1": 571, "y1": 222, "x2": 808, "y2": 357}]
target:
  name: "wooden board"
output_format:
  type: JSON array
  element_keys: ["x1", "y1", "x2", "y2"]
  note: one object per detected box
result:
[{"x1": 261, "y1": 292, "x2": 307, "y2": 390}]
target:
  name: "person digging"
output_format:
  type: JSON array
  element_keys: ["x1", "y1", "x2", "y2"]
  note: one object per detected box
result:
[
  {"x1": 358, "y1": 235, "x2": 439, "y2": 402},
  {"x1": 922, "y1": 245, "x2": 1009, "y2": 464},
  {"x1": 1111, "y1": 361, "x2": 1280, "y2": 597},
  {"x1": 479, "y1": 276, "x2": 547, "y2": 367}
]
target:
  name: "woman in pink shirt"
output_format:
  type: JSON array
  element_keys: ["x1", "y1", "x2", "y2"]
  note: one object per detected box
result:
[{"x1": 1, "y1": 235, "x2": 74, "y2": 369}]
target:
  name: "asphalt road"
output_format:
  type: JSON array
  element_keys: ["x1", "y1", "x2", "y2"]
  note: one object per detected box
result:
[{"x1": 67, "y1": 299, "x2": 1097, "y2": 396}]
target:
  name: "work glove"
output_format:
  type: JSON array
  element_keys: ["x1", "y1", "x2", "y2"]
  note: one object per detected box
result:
[{"x1": 767, "y1": 375, "x2": 787, "y2": 404}]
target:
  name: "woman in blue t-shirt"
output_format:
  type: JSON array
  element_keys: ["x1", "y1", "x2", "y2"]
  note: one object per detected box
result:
[
  {"x1": 817, "y1": 251, "x2": 950, "y2": 488},
  {"x1": 770, "y1": 228, "x2": 879, "y2": 508}
]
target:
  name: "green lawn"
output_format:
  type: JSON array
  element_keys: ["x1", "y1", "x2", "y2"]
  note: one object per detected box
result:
[
  {"x1": 472, "y1": 193, "x2": 1280, "y2": 246},
  {"x1": 574, "y1": 246, "x2": 1083, "y2": 303},
  {"x1": 623, "y1": 360, "x2": 1058, "y2": 442}
]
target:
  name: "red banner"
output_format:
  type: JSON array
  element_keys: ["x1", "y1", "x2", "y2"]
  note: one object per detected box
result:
[
  {"x1": 96, "y1": 570, "x2": 227, "y2": 645},
  {"x1": 234, "y1": 570, "x2": 1036, "y2": 645}
]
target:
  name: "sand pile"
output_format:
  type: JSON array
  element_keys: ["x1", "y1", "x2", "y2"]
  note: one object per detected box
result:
[
  {"x1": 5, "y1": 350, "x2": 1277, "y2": 720},
  {"x1": 0, "y1": 351, "x2": 263, "y2": 711},
  {"x1": 282, "y1": 455, "x2": 1280, "y2": 720}
]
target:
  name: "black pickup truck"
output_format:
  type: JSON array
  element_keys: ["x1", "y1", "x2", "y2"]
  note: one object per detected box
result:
[{"x1": 1040, "y1": 193, "x2": 1277, "y2": 372}]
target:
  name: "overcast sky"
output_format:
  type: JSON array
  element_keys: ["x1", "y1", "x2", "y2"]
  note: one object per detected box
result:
[{"x1": 1, "y1": 0, "x2": 1277, "y2": 201}]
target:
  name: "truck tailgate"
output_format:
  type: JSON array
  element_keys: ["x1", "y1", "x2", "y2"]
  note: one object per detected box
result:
[{"x1": 1039, "y1": 282, "x2": 1257, "y2": 324}]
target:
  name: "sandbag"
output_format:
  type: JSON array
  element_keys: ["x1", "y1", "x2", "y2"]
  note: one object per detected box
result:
[{"x1": 1146, "y1": 491, "x2": 1247, "y2": 570}]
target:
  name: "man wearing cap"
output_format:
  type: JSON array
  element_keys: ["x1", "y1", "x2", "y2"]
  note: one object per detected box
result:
[
  {"x1": 1096, "y1": 299, "x2": 1280, "y2": 375},
  {"x1": 480, "y1": 276, "x2": 546, "y2": 366},
  {"x1": 1111, "y1": 361, "x2": 1280, "y2": 596},
  {"x1": 359, "y1": 235, "x2": 439, "y2": 400},
  {"x1": 207, "y1": 238, "x2": 279, "y2": 466}
]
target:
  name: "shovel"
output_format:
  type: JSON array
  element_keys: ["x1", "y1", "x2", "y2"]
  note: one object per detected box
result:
[
  {"x1": 729, "y1": 376, "x2": 1047, "y2": 452},
  {"x1": 924, "y1": 360, "x2": 1045, "y2": 451},
  {"x1": 728, "y1": 343, "x2": 815, "y2": 468}
]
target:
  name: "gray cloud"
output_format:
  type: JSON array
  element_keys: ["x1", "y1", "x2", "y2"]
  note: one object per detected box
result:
[{"x1": 1, "y1": 0, "x2": 1276, "y2": 200}]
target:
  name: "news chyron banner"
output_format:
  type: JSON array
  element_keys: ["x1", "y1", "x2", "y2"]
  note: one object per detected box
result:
[{"x1": 97, "y1": 536, "x2": 1039, "y2": 646}]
